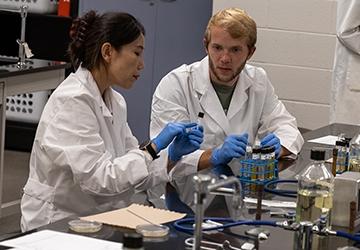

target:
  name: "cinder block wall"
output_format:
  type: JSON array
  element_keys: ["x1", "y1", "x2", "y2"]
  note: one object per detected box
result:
[{"x1": 213, "y1": 0, "x2": 338, "y2": 130}]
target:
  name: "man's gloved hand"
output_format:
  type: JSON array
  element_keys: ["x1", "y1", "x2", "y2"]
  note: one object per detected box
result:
[
  {"x1": 152, "y1": 122, "x2": 198, "y2": 152},
  {"x1": 168, "y1": 125, "x2": 204, "y2": 162},
  {"x1": 210, "y1": 133, "x2": 248, "y2": 167},
  {"x1": 260, "y1": 133, "x2": 281, "y2": 158}
]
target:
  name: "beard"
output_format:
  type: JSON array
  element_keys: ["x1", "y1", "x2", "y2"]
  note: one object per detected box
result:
[{"x1": 208, "y1": 56, "x2": 246, "y2": 86}]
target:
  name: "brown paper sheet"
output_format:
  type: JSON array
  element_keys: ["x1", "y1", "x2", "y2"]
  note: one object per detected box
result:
[{"x1": 81, "y1": 204, "x2": 186, "y2": 229}]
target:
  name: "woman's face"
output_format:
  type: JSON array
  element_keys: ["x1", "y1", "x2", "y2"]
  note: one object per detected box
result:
[{"x1": 107, "y1": 34, "x2": 145, "y2": 89}]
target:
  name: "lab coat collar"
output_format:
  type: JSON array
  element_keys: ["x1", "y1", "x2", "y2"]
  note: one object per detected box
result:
[
  {"x1": 226, "y1": 65, "x2": 252, "y2": 120},
  {"x1": 190, "y1": 57, "x2": 252, "y2": 135},
  {"x1": 191, "y1": 57, "x2": 230, "y2": 135},
  {"x1": 75, "y1": 67, "x2": 113, "y2": 118}
]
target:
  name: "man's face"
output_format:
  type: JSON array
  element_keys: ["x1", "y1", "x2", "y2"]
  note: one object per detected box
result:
[{"x1": 206, "y1": 26, "x2": 255, "y2": 87}]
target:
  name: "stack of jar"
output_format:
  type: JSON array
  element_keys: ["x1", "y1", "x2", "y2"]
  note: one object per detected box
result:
[
  {"x1": 333, "y1": 131, "x2": 360, "y2": 174},
  {"x1": 239, "y1": 144, "x2": 278, "y2": 185},
  {"x1": 348, "y1": 132, "x2": 360, "y2": 172}
]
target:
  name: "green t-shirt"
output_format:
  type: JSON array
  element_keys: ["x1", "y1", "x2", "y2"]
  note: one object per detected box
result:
[{"x1": 211, "y1": 81, "x2": 236, "y2": 115}]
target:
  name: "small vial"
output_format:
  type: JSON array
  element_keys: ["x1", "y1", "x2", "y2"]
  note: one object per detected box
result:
[
  {"x1": 259, "y1": 147, "x2": 268, "y2": 181},
  {"x1": 251, "y1": 146, "x2": 261, "y2": 192},
  {"x1": 261, "y1": 146, "x2": 275, "y2": 179},
  {"x1": 335, "y1": 140, "x2": 347, "y2": 173},
  {"x1": 196, "y1": 112, "x2": 204, "y2": 129},
  {"x1": 243, "y1": 145, "x2": 252, "y2": 178},
  {"x1": 186, "y1": 112, "x2": 204, "y2": 133}
]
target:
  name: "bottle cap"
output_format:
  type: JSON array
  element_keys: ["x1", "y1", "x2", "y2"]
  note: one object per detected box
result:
[
  {"x1": 197, "y1": 112, "x2": 204, "y2": 118},
  {"x1": 261, "y1": 146, "x2": 275, "y2": 153},
  {"x1": 310, "y1": 148, "x2": 325, "y2": 161},
  {"x1": 344, "y1": 137, "x2": 352, "y2": 143},
  {"x1": 252, "y1": 147, "x2": 261, "y2": 154},
  {"x1": 335, "y1": 140, "x2": 347, "y2": 147},
  {"x1": 123, "y1": 232, "x2": 143, "y2": 248}
]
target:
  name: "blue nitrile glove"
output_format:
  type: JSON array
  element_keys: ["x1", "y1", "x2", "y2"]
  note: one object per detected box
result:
[
  {"x1": 260, "y1": 133, "x2": 281, "y2": 158},
  {"x1": 168, "y1": 125, "x2": 204, "y2": 162},
  {"x1": 152, "y1": 122, "x2": 198, "y2": 152},
  {"x1": 210, "y1": 133, "x2": 249, "y2": 167}
]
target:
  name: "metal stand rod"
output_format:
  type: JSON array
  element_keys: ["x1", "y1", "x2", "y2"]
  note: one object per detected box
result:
[
  {"x1": 17, "y1": 5, "x2": 28, "y2": 68},
  {"x1": 256, "y1": 185, "x2": 263, "y2": 220}
]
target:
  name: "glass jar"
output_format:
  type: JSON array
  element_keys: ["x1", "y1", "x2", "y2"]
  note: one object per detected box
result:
[
  {"x1": 296, "y1": 148, "x2": 334, "y2": 229},
  {"x1": 348, "y1": 132, "x2": 360, "y2": 172}
]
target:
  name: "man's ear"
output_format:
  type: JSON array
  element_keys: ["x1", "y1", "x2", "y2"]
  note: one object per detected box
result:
[
  {"x1": 101, "y1": 42, "x2": 113, "y2": 63},
  {"x1": 247, "y1": 46, "x2": 256, "y2": 60},
  {"x1": 203, "y1": 38, "x2": 209, "y2": 55}
]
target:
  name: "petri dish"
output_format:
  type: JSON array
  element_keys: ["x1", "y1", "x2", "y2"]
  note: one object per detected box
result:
[
  {"x1": 136, "y1": 224, "x2": 169, "y2": 238},
  {"x1": 68, "y1": 219, "x2": 102, "y2": 233}
]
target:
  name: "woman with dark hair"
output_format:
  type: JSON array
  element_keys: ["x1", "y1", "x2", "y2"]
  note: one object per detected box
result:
[{"x1": 20, "y1": 10, "x2": 203, "y2": 231}]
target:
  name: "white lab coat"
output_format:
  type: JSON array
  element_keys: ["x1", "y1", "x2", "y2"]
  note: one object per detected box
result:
[
  {"x1": 149, "y1": 56, "x2": 304, "y2": 209},
  {"x1": 330, "y1": 0, "x2": 360, "y2": 124},
  {"x1": 21, "y1": 67, "x2": 169, "y2": 231}
]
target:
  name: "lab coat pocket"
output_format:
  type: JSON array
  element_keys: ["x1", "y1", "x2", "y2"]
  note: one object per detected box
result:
[
  {"x1": 23, "y1": 178, "x2": 55, "y2": 203},
  {"x1": 347, "y1": 55, "x2": 360, "y2": 91},
  {"x1": 22, "y1": 178, "x2": 56, "y2": 227}
]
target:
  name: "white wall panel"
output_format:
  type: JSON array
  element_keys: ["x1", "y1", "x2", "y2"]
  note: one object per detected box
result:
[
  {"x1": 251, "y1": 62, "x2": 331, "y2": 104},
  {"x1": 283, "y1": 101, "x2": 330, "y2": 130},
  {"x1": 213, "y1": 0, "x2": 337, "y2": 130},
  {"x1": 213, "y1": 0, "x2": 337, "y2": 33},
  {"x1": 268, "y1": 0, "x2": 337, "y2": 34},
  {"x1": 213, "y1": 0, "x2": 269, "y2": 27},
  {"x1": 254, "y1": 29, "x2": 336, "y2": 69}
]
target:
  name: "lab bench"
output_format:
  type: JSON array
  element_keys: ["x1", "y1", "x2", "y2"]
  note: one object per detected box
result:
[
  {"x1": 0, "y1": 58, "x2": 70, "y2": 217},
  {"x1": 2, "y1": 123, "x2": 358, "y2": 249}
]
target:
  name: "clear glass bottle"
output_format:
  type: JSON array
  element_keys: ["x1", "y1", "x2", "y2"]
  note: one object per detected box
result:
[
  {"x1": 335, "y1": 140, "x2": 347, "y2": 173},
  {"x1": 348, "y1": 132, "x2": 360, "y2": 172},
  {"x1": 296, "y1": 148, "x2": 334, "y2": 229}
]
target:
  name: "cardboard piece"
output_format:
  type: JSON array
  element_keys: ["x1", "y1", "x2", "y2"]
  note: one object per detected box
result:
[{"x1": 81, "y1": 204, "x2": 186, "y2": 229}]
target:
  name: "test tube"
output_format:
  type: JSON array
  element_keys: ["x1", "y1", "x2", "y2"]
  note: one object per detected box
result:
[
  {"x1": 251, "y1": 146, "x2": 261, "y2": 192},
  {"x1": 244, "y1": 145, "x2": 252, "y2": 178},
  {"x1": 335, "y1": 140, "x2": 347, "y2": 173},
  {"x1": 196, "y1": 112, "x2": 204, "y2": 129},
  {"x1": 185, "y1": 112, "x2": 204, "y2": 133}
]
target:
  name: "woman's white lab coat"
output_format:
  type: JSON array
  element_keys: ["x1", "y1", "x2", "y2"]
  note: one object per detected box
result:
[
  {"x1": 21, "y1": 67, "x2": 168, "y2": 231},
  {"x1": 148, "y1": 56, "x2": 304, "y2": 209},
  {"x1": 330, "y1": 0, "x2": 360, "y2": 124}
]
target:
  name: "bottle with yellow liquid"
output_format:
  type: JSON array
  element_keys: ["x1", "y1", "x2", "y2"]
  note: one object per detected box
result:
[
  {"x1": 348, "y1": 132, "x2": 360, "y2": 172},
  {"x1": 296, "y1": 148, "x2": 334, "y2": 229}
]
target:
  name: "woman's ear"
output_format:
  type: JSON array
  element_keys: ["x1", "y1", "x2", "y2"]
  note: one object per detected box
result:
[{"x1": 101, "y1": 42, "x2": 113, "y2": 63}]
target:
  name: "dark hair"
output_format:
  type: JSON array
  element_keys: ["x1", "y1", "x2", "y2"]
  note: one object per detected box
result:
[{"x1": 68, "y1": 10, "x2": 145, "y2": 69}]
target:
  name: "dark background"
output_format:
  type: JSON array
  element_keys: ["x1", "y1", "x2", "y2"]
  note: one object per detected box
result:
[{"x1": 0, "y1": 1, "x2": 79, "y2": 151}]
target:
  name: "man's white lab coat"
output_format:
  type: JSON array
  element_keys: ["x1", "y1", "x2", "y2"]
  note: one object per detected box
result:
[
  {"x1": 21, "y1": 67, "x2": 168, "y2": 231},
  {"x1": 149, "y1": 56, "x2": 304, "y2": 209},
  {"x1": 330, "y1": 0, "x2": 360, "y2": 124}
]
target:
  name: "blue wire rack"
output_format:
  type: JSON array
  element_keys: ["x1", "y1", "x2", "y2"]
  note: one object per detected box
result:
[{"x1": 238, "y1": 159, "x2": 279, "y2": 195}]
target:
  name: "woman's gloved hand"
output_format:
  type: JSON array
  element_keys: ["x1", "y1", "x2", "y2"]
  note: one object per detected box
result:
[
  {"x1": 210, "y1": 133, "x2": 248, "y2": 167},
  {"x1": 168, "y1": 125, "x2": 204, "y2": 162},
  {"x1": 260, "y1": 133, "x2": 281, "y2": 158},
  {"x1": 152, "y1": 122, "x2": 198, "y2": 152}
]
